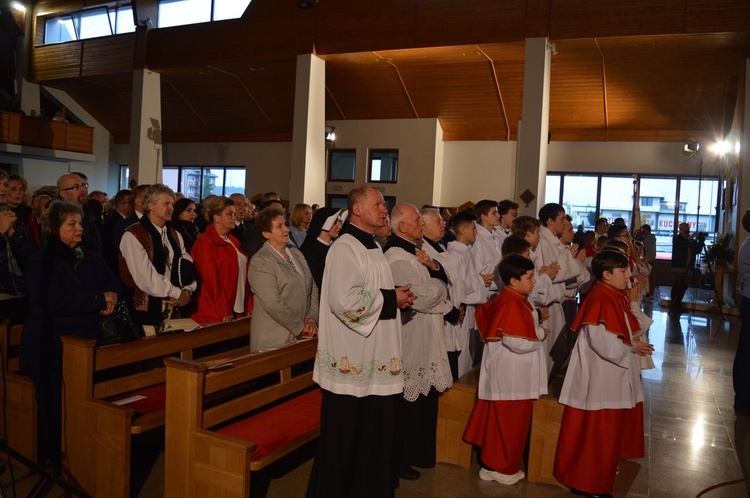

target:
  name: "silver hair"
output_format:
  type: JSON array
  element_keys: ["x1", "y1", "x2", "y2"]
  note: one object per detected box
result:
[
  {"x1": 142, "y1": 184, "x2": 175, "y2": 214},
  {"x1": 420, "y1": 207, "x2": 440, "y2": 221}
]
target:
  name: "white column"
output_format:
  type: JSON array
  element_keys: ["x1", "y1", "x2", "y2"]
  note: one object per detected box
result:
[
  {"x1": 290, "y1": 54, "x2": 326, "y2": 206},
  {"x1": 129, "y1": 69, "x2": 162, "y2": 185},
  {"x1": 516, "y1": 37, "x2": 552, "y2": 216}
]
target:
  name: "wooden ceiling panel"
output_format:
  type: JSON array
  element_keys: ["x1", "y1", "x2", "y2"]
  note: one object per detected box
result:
[
  {"x1": 32, "y1": 27, "x2": 750, "y2": 144},
  {"x1": 315, "y1": 1, "x2": 418, "y2": 54},
  {"x1": 413, "y1": 0, "x2": 528, "y2": 47},
  {"x1": 325, "y1": 58, "x2": 416, "y2": 120},
  {"x1": 550, "y1": 0, "x2": 687, "y2": 39}
]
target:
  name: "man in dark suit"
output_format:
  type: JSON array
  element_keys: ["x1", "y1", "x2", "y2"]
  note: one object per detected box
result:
[
  {"x1": 112, "y1": 184, "x2": 149, "y2": 256},
  {"x1": 230, "y1": 193, "x2": 252, "y2": 240},
  {"x1": 102, "y1": 189, "x2": 133, "y2": 271}
]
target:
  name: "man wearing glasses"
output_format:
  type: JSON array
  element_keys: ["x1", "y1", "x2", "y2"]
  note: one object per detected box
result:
[{"x1": 57, "y1": 173, "x2": 102, "y2": 251}]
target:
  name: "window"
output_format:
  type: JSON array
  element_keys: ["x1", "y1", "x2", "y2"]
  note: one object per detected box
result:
[
  {"x1": 545, "y1": 174, "x2": 561, "y2": 205},
  {"x1": 328, "y1": 149, "x2": 356, "y2": 182},
  {"x1": 368, "y1": 149, "x2": 398, "y2": 183},
  {"x1": 158, "y1": 0, "x2": 211, "y2": 28},
  {"x1": 119, "y1": 165, "x2": 130, "y2": 190},
  {"x1": 157, "y1": 0, "x2": 251, "y2": 28},
  {"x1": 326, "y1": 194, "x2": 349, "y2": 210},
  {"x1": 44, "y1": 5, "x2": 134, "y2": 44},
  {"x1": 600, "y1": 176, "x2": 634, "y2": 226},
  {"x1": 546, "y1": 173, "x2": 721, "y2": 260},
  {"x1": 119, "y1": 165, "x2": 246, "y2": 203},
  {"x1": 561, "y1": 175, "x2": 598, "y2": 229}
]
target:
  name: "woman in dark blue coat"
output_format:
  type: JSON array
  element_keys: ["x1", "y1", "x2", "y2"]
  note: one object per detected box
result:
[{"x1": 20, "y1": 200, "x2": 122, "y2": 469}]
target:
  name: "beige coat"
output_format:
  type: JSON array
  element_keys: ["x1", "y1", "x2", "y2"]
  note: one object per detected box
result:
[{"x1": 248, "y1": 243, "x2": 319, "y2": 351}]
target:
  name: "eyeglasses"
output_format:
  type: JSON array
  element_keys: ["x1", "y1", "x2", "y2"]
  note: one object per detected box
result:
[{"x1": 60, "y1": 183, "x2": 89, "y2": 192}]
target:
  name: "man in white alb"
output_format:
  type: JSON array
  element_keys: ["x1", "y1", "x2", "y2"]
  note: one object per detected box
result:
[
  {"x1": 385, "y1": 204, "x2": 453, "y2": 480},
  {"x1": 307, "y1": 187, "x2": 415, "y2": 498}
]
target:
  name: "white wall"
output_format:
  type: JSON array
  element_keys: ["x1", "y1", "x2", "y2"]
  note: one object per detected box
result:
[
  {"x1": 326, "y1": 118, "x2": 441, "y2": 208},
  {"x1": 441, "y1": 141, "x2": 516, "y2": 206}
]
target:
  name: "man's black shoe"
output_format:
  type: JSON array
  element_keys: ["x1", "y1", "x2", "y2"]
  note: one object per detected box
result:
[
  {"x1": 400, "y1": 465, "x2": 421, "y2": 480},
  {"x1": 571, "y1": 488, "x2": 612, "y2": 498}
]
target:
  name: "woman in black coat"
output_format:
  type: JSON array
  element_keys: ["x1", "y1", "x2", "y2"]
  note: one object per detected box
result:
[{"x1": 20, "y1": 200, "x2": 122, "y2": 469}]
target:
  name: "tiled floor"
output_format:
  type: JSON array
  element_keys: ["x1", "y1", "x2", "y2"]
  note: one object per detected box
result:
[{"x1": 3, "y1": 289, "x2": 749, "y2": 497}]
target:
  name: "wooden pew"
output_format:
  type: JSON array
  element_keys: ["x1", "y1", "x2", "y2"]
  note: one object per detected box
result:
[
  {"x1": 436, "y1": 366, "x2": 479, "y2": 469},
  {"x1": 527, "y1": 395, "x2": 566, "y2": 488},
  {"x1": 61, "y1": 318, "x2": 250, "y2": 498},
  {"x1": 0, "y1": 321, "x2": 37, "y2": 466},
  {"x1": 164, "y1": 339, "x2": 320, "y2": 497},
  {"x1": 527, "y1": 373, "x2": 567, "y2": 488}
]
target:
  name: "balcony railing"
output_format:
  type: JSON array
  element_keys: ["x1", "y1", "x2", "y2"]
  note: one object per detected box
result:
[{"x1": 0, "y1": 111, "x2": 94, "y2": 154}]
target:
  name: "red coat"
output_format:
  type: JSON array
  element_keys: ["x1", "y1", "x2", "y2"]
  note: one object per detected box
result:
[{"x1": 190, "y1": 224, "x2": 253, "y2": 325}]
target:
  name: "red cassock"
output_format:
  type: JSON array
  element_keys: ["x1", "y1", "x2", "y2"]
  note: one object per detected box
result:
[
  {"x1": 463, "y1": 288, "x2": 538, "y2": 475},
  {"x1": 554, "y1": 282, "x2": 645, "y2": 494}
]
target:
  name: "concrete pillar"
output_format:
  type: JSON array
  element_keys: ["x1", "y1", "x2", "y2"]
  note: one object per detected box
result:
[
  {"x1": 129, "y1": 69, "x2": 162, "y2": 185},
  {"x1": 16, "y1": 6, "x2": 39, "y2": 115},
  {"x1": 516, "y1": 38, "x2": 552, "y2": 216},
  {"x1": 290, "y1": 54, "x2": 326, "y2": 206}
]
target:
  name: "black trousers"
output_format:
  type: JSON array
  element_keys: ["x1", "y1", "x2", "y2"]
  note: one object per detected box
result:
[
  {"x1": 307, "y1": 390, "x2": 400, "y2": 498},
  {"x1": 670, "y1": 269, "x2": 690, "y2": 311},
  {"x1": 400, "y1": 387, "x2": 440, "y2": 469}
]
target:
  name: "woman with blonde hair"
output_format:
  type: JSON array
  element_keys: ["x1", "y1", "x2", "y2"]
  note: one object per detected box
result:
[
  {"x1": 190, "y1": 196, "x2": 252, "y2": 325},
  {"x1": 288, "y1": 203, "x2": 312, "y2": 247}
]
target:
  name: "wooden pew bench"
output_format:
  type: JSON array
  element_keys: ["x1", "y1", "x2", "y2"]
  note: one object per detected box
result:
[
  {"x1": 436, "y1": 365, "x2": 480, "y2": 469},
  {"x1": 164, "y1": 338, "x2": 320, "y2": 497},
  {"x1": 0, "y1": 321, "x2": 37, "y2": 466},
  {"x1": 61, "y1": 318, "x2": 250, "y2": 498},
  {"x1": 528, "y1": 395, "x2": 567, "y2": 489}
]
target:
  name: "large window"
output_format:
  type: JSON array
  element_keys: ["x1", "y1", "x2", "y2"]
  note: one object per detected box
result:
[
  {"x1": 328, "y1": 149, "x2": 356, "y2": 182},
  {"x1": 546, "y1": 173, "x2": 720, "y2": 259},
  {"x1": 44, "y1": 5, "x2": 135, "y2": 44},
  {"x1": 157, "y1": 0, "x2": 251, "y2": 28},
  {"x1": 119, "y1": 165, "x2": 246, "y2": 203},
  {"x1": 368, "y1": 149, "x2": 399, "y2": 183}
]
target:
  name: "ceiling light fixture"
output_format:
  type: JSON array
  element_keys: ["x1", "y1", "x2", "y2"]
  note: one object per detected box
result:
[
  {"x1": 325, "y1": 126, "x2": 336, "y2": 148},
  {"x1": 11, "y1": 2, "x2": 26, "y2": 13},
  {"x1": 708, "y1": 140, "x2": 731, "y2": 156}
]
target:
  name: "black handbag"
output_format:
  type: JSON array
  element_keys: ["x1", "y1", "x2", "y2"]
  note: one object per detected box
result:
[{"x1": 98, "y1": 300, "x2": 138, "y2": 346}]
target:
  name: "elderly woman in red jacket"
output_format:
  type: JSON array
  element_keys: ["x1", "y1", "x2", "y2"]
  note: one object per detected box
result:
[{"x1": 190, "y1": 196, "x2": 252, "y2": 324}]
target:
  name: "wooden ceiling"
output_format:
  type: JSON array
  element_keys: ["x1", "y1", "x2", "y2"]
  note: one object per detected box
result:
[{"x1": 28, "y1": 1, "x2": 750, "y2": 144}]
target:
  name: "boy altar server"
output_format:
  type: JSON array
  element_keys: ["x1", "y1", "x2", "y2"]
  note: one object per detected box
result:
[
  {"x1": 553, "y1": 249, "x2": 654, "y2": 498},
  {"x1": 447, "y1": 211, "x2": 492, "y2": 377},
  {"x1": 463, "y1": 254, "x2": 550, "y2": 485}
]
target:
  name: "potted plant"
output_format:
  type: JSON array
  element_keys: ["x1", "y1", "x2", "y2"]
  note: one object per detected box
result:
[{"x1": 702, "y1": 232, "x2": 734, "y2": 268}]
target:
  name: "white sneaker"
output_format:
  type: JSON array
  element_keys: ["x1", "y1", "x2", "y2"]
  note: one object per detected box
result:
[{"x1": 478, "y1": 468, "x2": 524, "y2": 485}]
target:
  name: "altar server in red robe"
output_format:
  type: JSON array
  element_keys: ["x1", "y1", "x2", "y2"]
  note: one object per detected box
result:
[
  {"x1": 463, "y1": 254, "x2": 549, "y2": 485},
  {"x1": 553, "y1": 248, "x2": 654, "y2": 498}
]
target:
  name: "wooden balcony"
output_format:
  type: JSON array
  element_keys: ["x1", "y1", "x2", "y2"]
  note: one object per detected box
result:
[{"x1": 0, "y1": 111, "x2": 94, "y2": 154}]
